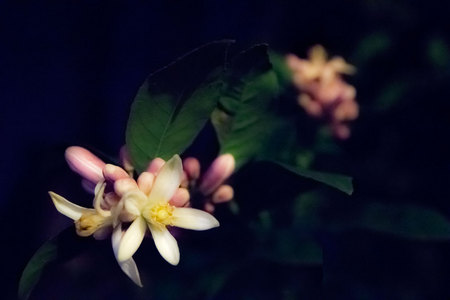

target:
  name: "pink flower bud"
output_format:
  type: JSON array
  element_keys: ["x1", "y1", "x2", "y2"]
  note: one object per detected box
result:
[
  {"x1": 332, "y1": 123, "x2": 351, "y2": 140},
  {"x1": 169, "y1": 188, "x2": 190, "y2": 207},
  {"x1": 137, "y1": 172, "x2": 154, "y2": 195},
  {"x1": 298, "y1": 94, "x2": 323, "y2": 117},
  {"x1": 212, "y1": 185, "x2": 234, "y2": 204},
  {"x1": 204, "y1": 202, "x2": 215, "y2": 214},
  {"x1": 114, "y1": 178, "x2": 138, "y2": 197},
  {"x1": 199, "y1": 154, "x2": 235, "y2": 195},
  {"x1": 65, "y1": 146, "x2": 106, "y2": 183},
  {"x1": 317, "y1": 79, "x2": 342, "y2": 104},
  {"x1": 334, "y1": 101, "x2": 359, "y2": 122},
  {"x1": 183, "y1": 157, "x2": 201, "y2": 181},
  {"x1": 103, "y1": 164, "x2": 129, "y2": 182},
  {"x1": 146, "y1": 157, "x2": 166, "y2": 175}
]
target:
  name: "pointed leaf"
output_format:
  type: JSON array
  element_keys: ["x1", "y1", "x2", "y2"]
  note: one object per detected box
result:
[
  {"x1": 18, "y1": 239, "x2": 57, "y2": 300},
  {"x1": 18, "y1": 228, "x2": 89, "y2": 300},
  {"x1": 274, "y1": 161, "x2": 353, "y2": 195},
  {"x1": 295, "y1": 194, "x2": 450, "y2": 240},
  {"x1": 212, "y1": 45, "x2": 282, "y2": 169},
  {"x1": 126, "y1": 40, "x2": 233, "y2": 173}
]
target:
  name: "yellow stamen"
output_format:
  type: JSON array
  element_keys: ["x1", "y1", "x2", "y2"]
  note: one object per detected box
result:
[
  {"x1": 144, "y1": 203, "x2": 174, "y2": 226},
  {"x1": 75, "y1": 211, "x2": 106, "y2": 237}
]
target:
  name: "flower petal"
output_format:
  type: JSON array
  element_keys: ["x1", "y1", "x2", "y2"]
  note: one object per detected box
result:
[
  {"x1": 117, "y1": 216, "x2": 147, "y2": 262},
  {"x1": 172, "y1": 207, "x2": 220, "y2": 230},
  {"x1": 111, "y1": 224, "x2": 123, "y2": 257},
  {"x1": 48, "y1": 191, "x2": 92, "y2": 220},
  {"x1": 148, "y1": 224, "x2": 180, "y2": 266},
  {"x1": 148, "y1": 155, "x2": 183, "y2": 204},
  {"x1": 93, "y1": 181, "x2": 111, "y2": 217},
  {"x1": 122, "y1": 189, "x2": 147, "y2": 214},
  {"x1": 112, "y1": 225, "x2": 143, "y2": 287},
  {"x1": 118, "y1": 258, "x2": 143, "y2": 287}
]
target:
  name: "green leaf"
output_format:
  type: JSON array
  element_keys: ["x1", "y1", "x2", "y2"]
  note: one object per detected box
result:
[
  {"x1": 274, "y1": 161, "x2": 354, "y2": 195},
  {"x1": 18, "y1": 228, "x2": 92, "y2": 299},
  {"x1": 255, "y1": 231, "x2": 323, "y2": 265},
  {"x1": 358, "y1": 202, "x2": 450, "y2": 240},
  {"x1": 294, "y1": 194, "x2": 450, "y2": 240},
  {"x1": 18, "y1": 238, "x2": 58, "y2": 300},
  {"x1": 268, "y1": 50, "x2": 293, "y2": 88},
  {"x1": 126, "y1": 40, "x2": 233, "y2": 173},
  {"x1": 212, "y1": 45, "x2": 282, "y2": 169},
  {"x1": 352, "y1": 31, "x2": 391, "y2": 65}
]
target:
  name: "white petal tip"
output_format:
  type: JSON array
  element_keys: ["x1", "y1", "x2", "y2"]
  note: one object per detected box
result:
[
  {"x1": 172, "y1": 207, "x2": 220, "y2": 231},
  {"x1": 48, "y1": 191, "x2": 88, "y2": 221},
  {"x1": 118, "y1": 258, "x2": 144, "y2": 287}
]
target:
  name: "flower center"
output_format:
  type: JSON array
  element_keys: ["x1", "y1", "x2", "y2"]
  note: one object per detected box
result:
[{"x1": 146, "y1": 203, "x2": 174, "y2": 226}]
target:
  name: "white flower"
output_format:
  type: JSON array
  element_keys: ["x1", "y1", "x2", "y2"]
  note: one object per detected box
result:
[
  {"x1": 49, "y1": 182, "x2": 143, "y2": 287},
  {"x1": 117, "y1": 155, "x2": 220, "y2": 265}
]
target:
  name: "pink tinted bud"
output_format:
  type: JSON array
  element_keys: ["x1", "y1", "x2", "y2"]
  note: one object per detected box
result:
[
  {"x1": 341, "y1": 84, "x2": 356, "y2": 102},
  {"x1": 332, "y1": 123, "x2": 351, "y2": 140},
  {"x1": 137, "y1": 172, "x2": 154, "y2": 195},
  {"x1": 204, "y1": 202, "x2": 215, "y2": 214},
  {"x1": 298, "y1": 94, "x2": 323, "y2": 118},
  {"x1": 183, "y1": 157, "x2": 200, "y2": 181},
  {"x1": 212, "y1": 185, "x2": 234, "y2": 204},
  {"x1": 103, "y1": 164, "x2": 129, "y2": 182},
  {"x1": 81, "y1": 179, "x2": 96, "y2": 194},
  {"x1": 334, "y1": 101, "x2": 359, "y2": 122},
  {"x1": 199, "y1": 154, "x2": 235, "y2": 195},
  {"x1": 65, "y1": 146, "x2": 106, "y2": 183},
  {"x1": 114, "y1": 178, "x2": 138, "y2": 197},
  {"x1": 317, "y1": 80, "x2": 341, "y2": 104},
  {"x1": 146, "y1": 157, "x2": 166, "y2": 175},
  {"x1": 119, "y1": 146, "x2": 134, "y2": 175},
  {"x1": 169, "y1": 188, "x2": 190, "y2": 207}
]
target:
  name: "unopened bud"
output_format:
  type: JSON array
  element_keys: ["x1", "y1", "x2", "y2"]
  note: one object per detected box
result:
[
  {"x1": 137, "y1": 172, "x2": 154, "y2": 195},
  {"x1": 169, "y1": 188, "x2": 190, "y2": 207},
  {"x1": 146, "y1": 157, "x2": 166, "y2": 175},
  {"x1": 199, "y1": 154, "x2": 235, "y2": 195},
  {"x1": 103, "y1": 164, "x2": 129, "y2": 182},
  {"x1": 212, "y1": 185, "x2": 234, "y2": 204},
  {"x1": 114, "y1": 178, "x2": 138, "y2": 197},
  {"x1": 65, "y1": 146, "x2": 105, "y2": 183},
  {"x1": 183, "y1": 157, "x2": 201, "y2": 181}
]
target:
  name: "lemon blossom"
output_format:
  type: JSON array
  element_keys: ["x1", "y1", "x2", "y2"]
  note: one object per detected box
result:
[
  {"x1": 49, "y1": 182, "x2": 143, "y2": 287},
  {"x1": 117, "y1": 154, "x2": 220, "y2": 265}
]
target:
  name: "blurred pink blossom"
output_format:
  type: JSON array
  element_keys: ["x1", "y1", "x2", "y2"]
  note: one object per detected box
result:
[{"x1": 286, "y1": 45, "x2": 359, "y2": 139}]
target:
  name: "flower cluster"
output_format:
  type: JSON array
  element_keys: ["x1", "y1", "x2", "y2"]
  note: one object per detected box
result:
[
  {"x1": 49, "y1": 146, "x2": 234, "y2": 286},
  {"x1": 286, "y1": 45, "x2": 359, "y2": 139}
]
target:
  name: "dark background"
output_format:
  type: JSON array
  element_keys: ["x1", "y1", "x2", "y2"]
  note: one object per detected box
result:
[{"x1": 2, "y1": 0, "x2": 450, "y2": 299}]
